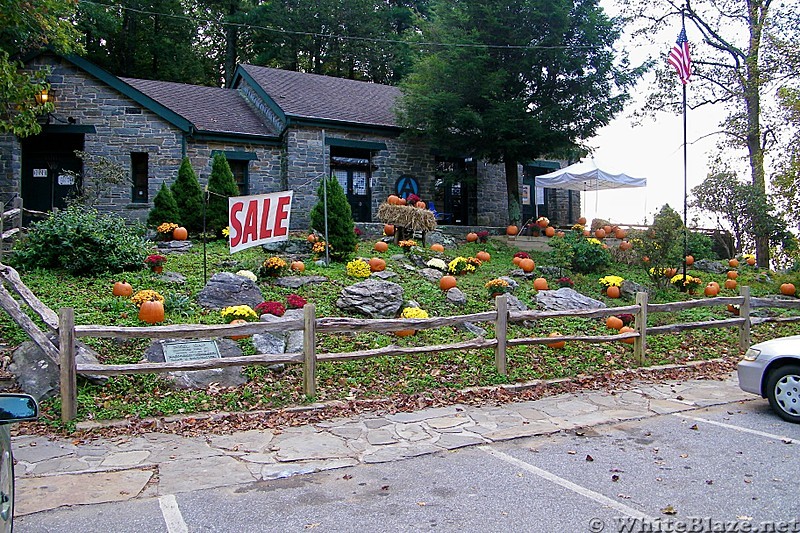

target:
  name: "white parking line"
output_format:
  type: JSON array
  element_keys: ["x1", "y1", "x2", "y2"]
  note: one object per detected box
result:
[
  {"x1": 479, "y1": 446, "x2": 654, "y2": 520},
  {"x1": 673, "y1": 413, "x2": 796, "y2": 443},
  {"x1": 159, "y1": 494, "x2": 189, "y2": 533}
]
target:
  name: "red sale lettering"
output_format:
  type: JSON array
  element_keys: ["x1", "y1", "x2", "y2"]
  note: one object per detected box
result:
[
  {"x1": 229, "y1": 191, "x2": 293, "y2": 253},
  {"x1": 259, "y1": 198, "x2": 272, "y2": 239},
  {"x1": 241, "y1": 199, "x2": 259, "y2": 244},
  {"x1": 273, "y1": 194, "x2": 290, "y2": 237},
  {"x1": 229, "y1": 201, "x2": 244, "y2": 247}
]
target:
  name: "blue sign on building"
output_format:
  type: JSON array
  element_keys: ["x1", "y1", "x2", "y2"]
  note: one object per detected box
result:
[{"x1": 395, "y1": 175, "x2": 419, "y2": 198}]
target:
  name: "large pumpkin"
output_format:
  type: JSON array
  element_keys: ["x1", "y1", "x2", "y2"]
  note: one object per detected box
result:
[
  {"x1": 430, "y1": 243, "x2": 445, "y2": 252},
  {"x1": 533, "y1": 277, "x2": 549, "y2": 291},
  {"x1": 415, "y1": 201, "x2": 427, "y2": 209},
  {"x1": 603, "y1": 225, "x2": 613, "y2": 235},
  {"x1": 707, "y1": 281, "x2": 720, "y2": 292},
  {"x1": 172, "y1": 226, "x2": 188, "y2": 241},
  {"x1": 476, "y1": 251, "x2": 491, "y2": 262},
  {"x1": 440, "y1": 275, "x2": 457, "y2": 291},
  {"x1": 506, "y1": 225, "x2": 518, "y2": 236},
  {"x1": 703, "y1": 283, "x2": 719, "y2": 297},
  {"x1": 466, "y1": 232, "x2": 479, "y2": 242},
  {"x1": 618, "y1": 326, "x2": 636, "y2": 344},
  {"x1": 664, "y1": 268, "x2": 677, "y2": 278},
  {"x1": 369, "y1": 257, "x2": 386, "y2": 272},
  {"x1": 727, "y1": 270, "x2": 738, "y2": 280},
  {"x1": 546, "y1": 332, "x2": 565, "y2": 349},
  {"x1": 606, "y1": 316, "x2": 624, "y2": 330},
  {"x1": 685, "y1": 255, "x2": 694, "y2": 266},
  {"x1": 578, "y1": 216, "x2": 587, "y2": 225},
  {"x1": 606, "y1": 286, "x2": 621, "y2": 298},
  {"x1": 387, "y1": 195, "x2": 400, "y2": 205},
  {"x1": 746, "y1": 256, "x2": 756, "y2": 266},
  {"x1": 138, "y1": 300, "x2": 164, "y2": 324},
  {"x1": 614, "y1": 228, "x2": 627, "y2": 239},
  {"x1": 306, "y1": 234, "x2": 318, "y2": 243},
  {"x1": 512, "y1": 256, "x2": 523, "y2": 266},
  {"x1": 291, "y1": 260, "x2": 305, "y2": 272},
  {"x1": 780, "y1": 283, "x2": 796, "y2": 296},
  {"x1": 228, "y1": 319, "x2": 250, "y2": 340},
  {"x1": 374, "y1": 241, "x2": 389, "y2": 253},
  {"x1": 384, "y1": 224, "x2": 395, "y2": 236},
  {"x1": 519, "y1": 258, "x2": 535, "y2": 273},
  {"x1": 544, "y1": 226, "x2": 555, "y2": 237},
  {"x1": 729, "y1": 258, "x2": 740, "y2": 268},
  {"x1": 113, "y1": 281, "x2": 133, "y2": 297},
  {"x1": 619, "y1": 241, "x2": 632, "y2": 251},
  {"x1": 594, "y1": 228, "x2": 606, "y2": 239},
  {"x1": 725, "y1": 279, "x2": 738, "y2": 290}
]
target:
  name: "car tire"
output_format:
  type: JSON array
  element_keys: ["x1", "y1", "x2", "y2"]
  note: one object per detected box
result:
[{"x1": 766, "y1": 364, "x2": 800, "y2": 424}]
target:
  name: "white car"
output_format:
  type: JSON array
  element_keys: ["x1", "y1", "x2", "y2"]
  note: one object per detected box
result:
[
  {"x1": 738, "y1": 335, "x2": 800, "y2": 423},
  {"x1": 0, "y1": 394, "x2": 38, "y2": 533}
]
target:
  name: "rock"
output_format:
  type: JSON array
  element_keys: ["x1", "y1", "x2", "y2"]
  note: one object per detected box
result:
[
  {"x1": 499, "y1": 276, "x2": 518, "y2": 290},
  {"x1": 371, "y1": 271, "x2": 396, "y2": 279},
  {"x1": 511, "y1": 268, "x2": 537, "y2": 279},
  {"x1": 252, "y1": 332, "x2": 286, "y2": 355},
  {"x1": 620, "y1": 279, "x2": 652, "y2": 299},
  {"x1": 390, "y1": 254, "x2": 406, "y2": 262},
  {"x1": 157, "y1": 272, "x2": 187, "y2": 284},
  {"x1": 156, "y1": 240, "x2": 193, "y2": 254},
  {"x1": 504, "y1": 294, "x2": 529, "y2": 312},
  {"x1": 336, "y1": 279, "x2": 404, "y2": 318},
  {"x1": 446, "y1": 287, "x2": 466, "y2": 306},
  {"x1": 536, "y1": 266, "x2": 562, "y2": 278},
  {"x1": 407, "y1": 253, "x2": 429, "y2": 269},
  {"x1": 197, "y1": 272, "x2": 263, "y2": 309},
  {"x1": 425, "y1": 231, "x2": 458, "y2": 249},
  {"x1": 456, "y1": 321, "x2": 487, "y2": 337},
  {"x1": 536, "y1": 287, "x2": 606, "y2": 311},
  {"x1": 144, "y1": 339, "x2": 247, "y2": 389},
  {"x1": 273, "y1": 275, "x2": 328, "y2": 289},
  {"x1": 262, "y1": 239, "x2": 310, "y2": 255},
  {"x1": 10, "y1": 338, "x2": 107, "y2": 402},
  {"x1": 419, "y1": 268, "x2": 444, "y2": 284},
  {"x1": 693, "y1": 259, "x2": 727, "y2": 274}
]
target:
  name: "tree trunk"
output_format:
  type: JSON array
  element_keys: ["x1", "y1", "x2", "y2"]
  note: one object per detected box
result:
[{"x1": 504, "y1": 159, "x2": 521, "y2": 227}]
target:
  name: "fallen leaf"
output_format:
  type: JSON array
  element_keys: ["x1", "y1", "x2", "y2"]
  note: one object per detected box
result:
[
  {"x1": 586, "y1": 455, "x2": 594, "y2": 462},
  {"x1": 611, "y1": 475, "x2": 620, "y2": 482},
  {"x1": 656, "y1": 477, "x2": 662, "y2": 482},
  {"x1": 618, "y1": 494, "x2": 631, "y2": 499},
  {"x1": 381, "y1": 485, "x2": 389, "y2": 491},
  {"x1": 680, "y1": 454, "x2": 688, "y2": 458},
  {"x1": 516, "y1": 472, "x2": 524, "y2": 477},
  {"x1": 575, "y1": 430, "x2": 585, "y2": 436},
  {"x1": 417, "y1": 502, "x2": 427, "y2": 506},
  {"x1": 689, "y1": 424, "x2": 698, "y2": 430},
  {"x1": 304, "y1": 524, "x2": 320, "y2": 529},
  {"x1": 661, "y1": 505, "x2": 677, "y2": 515},
  {"x1": 342, "y1": 474, "x2": 352, "y2": 480},
  {"x1": 705, "y1": 480, "x2": 713, "y2": 485},
  {"x1": 567, "y1": 450, "x2": 577, "y2": 455}
]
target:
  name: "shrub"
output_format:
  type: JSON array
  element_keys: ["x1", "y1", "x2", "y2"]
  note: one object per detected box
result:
[
  {"x1": 687, "y1": 231, "x2": 717, "y2": 260},
  {"x1": 11, "y1": 207, "x2": 150, "y2": 275},
  {"x1": 206, "y1": 153, "x2": 239, "y2": 235},
  {"x1": 147, "y1": 183, "x2": 181, "y2": 228},
  {"x1": 549, "y1": 232, "x2": 611, "y2": 273},
  {"x1": 310, "y1": 176, "x2": 357, "y2": 261},
  {"x1": 171, "y1": 157, "x2": 204, "y2": 233}
]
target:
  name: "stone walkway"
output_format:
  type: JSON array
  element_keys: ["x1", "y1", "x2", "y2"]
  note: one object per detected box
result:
[{"x1": 13, "y1": 373, "x2": 753, "y2": 516}]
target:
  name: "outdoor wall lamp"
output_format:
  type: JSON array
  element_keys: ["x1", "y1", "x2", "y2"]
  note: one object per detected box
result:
[{"x1": 34, "y1": 87, "x2": 50, "y2": 105}]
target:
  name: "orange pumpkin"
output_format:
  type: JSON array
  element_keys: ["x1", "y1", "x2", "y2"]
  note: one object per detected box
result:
[
  {"x1": 506, "y1": 225, "x2": 518, "y2": 236},
  {"x1": 430, "y1": 243, "x2": 445, "y2": 252},
  {"x1": 291, "y1": 260, "x2": 305, "y2": 272},
  {"x1": 476, "y1": 251, "x2": 491, "y2": 262},
  {"x1": 228, "y1": 318, "x2": 250, "y2": 340},
  {"x1": 533, "y1": 277, "x2": 549, "y2": 291},
  {"x1": 578, "y1": 216, "x2": 587, "y2": 225},
  {"x1": 780, "y1": 283, "x2": 796, "y2": 296},
  {"x1": 727, "y1": 270, "x2": 738, "y2": 280},
  {"x1": 707, "y1": 281, "x2": 720, "y2": 292},
  {"x1": 614, "y1": 228, "x2": 627, "y2": 239},
  {"x1": 387, "y1": 195, "x2": 400, "y2": 205},
  {"x1": 384, "y1": 224, "x2": 395, "y2": 236},
  {"x1": 307, "y1": 233, "x2": 318, "y2": 243},
  {"x1": 395, "y1": 329, "x2": 415, "y2": 337},
  {"x1": 583, "y1": 229, "x2": 591, "y2": 237},
  {"x1": 440, "y1": 275, "x2": 457, "y2": 291},
  {"x1": 685, "y1": 255, "x2": 694, "y2": 266},
  {"x1": 727, "y1": 304, "x2": 740, "y2": 315},
  {"x1": 746, "y1": 256, "x2": 756, "y2": 266},
  {"x1": 138, "y1": 300, "x2": 164, "y2": 324},
  {"x1": 546, "y1": 332, "x2": 565, "y2": 349},
  {"x1": 113, "y1": 281, "x2": 133, "y2": 297},
  {"x1": 619, "y1": 241, "x2": 632, "y2": 251},
  {"x1": 374, "y1": 241, "x2": 389, "y2": 253},
  {"x1": 662, "y1": 268, "x2": 676, "y2": 278},
  {"x1": 545, "y1": 226, "x2": 555, "y2": 237},
  {"x1": 536, "y1": 217, "x2": 549, "y2": 228},
  {"x1": 412, "y1": 201, "x2": 424, "y2": 209},
  {"x1": 512, "y1": 256, "x2": 523, "y2": 266},
  {"x1": 519, "y1": 258, "x2": 535, "y2": 273},
  {"x1": 397, "y1": 197, "x2": 407, "y2": 205},
  {"x1": 618, "y1": 326, "x2": 636, "y2": 344},
  {"x1": 606, "y1": 316, "x2": 624, "y2": 330},
  {"x1": 729, "y1": 258, "x2": 740, "y2": 268},
  {"x1": 704, "y1": 283, "x2": 719, "y2": 297},
  {"x1": 725, "y1": 279, "x2": 738, "y2": 290},
  {"x1": 603, "y1": 225, "x2": 612, "y2": 235},
  {"x1": 606, "y1": 285, "x2": 621, "y2": 298},
  {"x1": 369, "y1": 257, "x2": 386, "y2": 272},
  {"x1": 556, "y1": 231, "x2": 565, "y2": 238},
  {"x1": 595, "y1": 229, "x2": 606, "y2": 239},
  {"x1": 172, "y1": 226, "x2": 188, "y2": 241},
  {"x1": 466, "y1": 232, "x2": 478, "y2": 242}
]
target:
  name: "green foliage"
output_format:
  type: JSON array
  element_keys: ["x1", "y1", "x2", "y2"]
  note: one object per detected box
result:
[
  {"x1": 310, "y1": 176, "x2": 358, "y2": 261},
  {"x1": 65, "y1": 151, "x2": 129, "y2": 208},
  {"x1": 163, "y1": 292, "x2": 197, "y2": 318},
  {"x1": 638, "y1": 205, "x2": 685, "y2": 281},
  {"x1": 171, "y1": 158, "x2": 204, "y2": 233},
  {"x1": 11, "y1": 207, "x2": 150, "y2": 275},
  {"x1": 147, "y1": 183, "x2": 181, "y2": 228},
  {"x1": 687, "y1": 231, "x2": 716, "y2": 260},
  {"x1": 206, "y1": 153, "x2": 239, "y2": 234},
  {"x1": 548, "y1": 232, "x2": 611, "y2": 274}
]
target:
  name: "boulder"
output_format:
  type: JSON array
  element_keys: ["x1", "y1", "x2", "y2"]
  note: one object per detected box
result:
[
  {"x1": 456, "y1": 321, "x2": 487, "y2": 337},
  {"x1": 425, "y1": 231, "x2": 458, "y2": 249},
  {"x1": 262, "y1": 239, "x2": 311, "y2": 255},
  {"x1": 536, "y1": 266, "x2": 562, "y2": 278},
  {"x1": 197, "y1": 272, "x2": 263, "y2": 309},
  {"x1": 499, "y1": 276, "x2": 518, "y2": 291},
  {"x1": 504, "y1": 294, "x2": 529, "y2": 312},
  {"x1": 144, "y1": 338, "x2": 247, "y2": 389},
  {"x1": 419, "y1": 268, "x2": 444, "y2": 284},
  {"x1": 536, "y1": 287, "x2": 606, "y2": 311},
  {"x1": 156, "y1": 240, "x2": 193, "y2": 254},
  {"x1": 157, "y1": 271, "x2": 187, "y2": 284},
  {"x1": 371, "y1": 271, "x2": 397, "y2": 279},
  {"x1": 620, "y1": 279, "x2": 652, "y2": 299},
  {"x1": 692, "y1": 259, "x2": 727, "y2": 274},
  {"x1": 336, "y1": 279, "x2": 404, "y2": 318},
  {"x1": 273, "y1": 275, "x2": 328, "y2": 289},
  {"x1": 446, "y1": 287, "x2": 466, "y2": 306}
]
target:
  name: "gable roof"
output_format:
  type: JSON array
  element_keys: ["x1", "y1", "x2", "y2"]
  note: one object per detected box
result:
[
  {"x1": 237, "y1": 65, "x2": 402, "y2": 129},
  {"x1": 121, "y1": 78, "x2": 280, "y2": 139}
]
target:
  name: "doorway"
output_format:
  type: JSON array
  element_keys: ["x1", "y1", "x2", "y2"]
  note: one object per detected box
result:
[
  {"x1": 21, "y1": 133, "x2": 83, "y2": 214},
  {"x1": 330, "y1": 147, "x2": 372, "y2": 222}
]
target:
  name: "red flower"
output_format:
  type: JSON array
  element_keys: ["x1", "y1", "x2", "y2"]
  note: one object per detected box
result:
[
  {"x1": 286, "y1": 294, "x2": 308, "y2": 309},
  {"x1": 255, "y1": 301, "x2": 286, "y2": 317}
]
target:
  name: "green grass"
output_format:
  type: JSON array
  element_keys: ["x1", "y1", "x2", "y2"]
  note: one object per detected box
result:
[{"x1": 3, "y1": 234, "x2": 799, "y2": 426}]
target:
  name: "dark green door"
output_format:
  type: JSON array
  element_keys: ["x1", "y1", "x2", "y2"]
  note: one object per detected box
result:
[{"x1": 21, "y1": 133, "x2": 83, "y2": 214}]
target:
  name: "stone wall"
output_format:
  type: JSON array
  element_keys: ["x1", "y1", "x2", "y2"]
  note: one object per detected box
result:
[
  {"x1": 546, "y1": 189, "x2": 581, "y2": 226},
  {"x1": 0, "y1": 133, "x2": 20, "y2": 207},
  {"x1": 476, "y1": 162, "x2": 525, "y2": 227}
]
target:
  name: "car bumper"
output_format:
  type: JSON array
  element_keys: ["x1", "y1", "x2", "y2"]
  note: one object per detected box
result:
[{"x1": 737, "y1": 359, "x2": 766, "y2": 397}]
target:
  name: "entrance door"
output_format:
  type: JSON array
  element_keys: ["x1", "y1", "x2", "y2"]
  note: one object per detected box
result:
[
  {"x1": 434, "y1": 158, "x2": 477, "y2": 225},
  {"x1": 21, "y1": 133, "x2": 83, "y2": 214},
  {"x1": 330, "y1": 147, "x2": 372, "y2": 222}
]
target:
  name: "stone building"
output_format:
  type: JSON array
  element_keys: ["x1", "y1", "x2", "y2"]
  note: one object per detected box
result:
[{"x1": 0, "y1": 51, "x2": 580, "y2": 229}]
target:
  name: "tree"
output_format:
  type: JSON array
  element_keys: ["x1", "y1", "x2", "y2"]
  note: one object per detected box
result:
[
  {"x1": 171, "y1": 157, "x2": 204, "y2": 232},
  {"x1": 206, "y1": 153, "x2": 239, "y2": 234},
  {"x1": 772, "y1": 88, "x2": 800, "y2": 226},
  {"x1": 638, "y1": 204, "x2": 685, "y2": 287},
  {"x1": 396, "y1": 0, "x2": 642, "y2": 226},
  {"x1": 617, "y1": 0, "x2": 800, "y2": 267},
  {"x1": 310, "y1": 176, "x2": 357, "y2": 261},
  {"x1": 147, "y1": 182, "x2": 181, "y2": 227}
]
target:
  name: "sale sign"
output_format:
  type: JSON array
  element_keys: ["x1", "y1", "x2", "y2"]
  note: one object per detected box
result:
[{"x1": 228, "y1": 191, "x2": 293, "y2": 253}]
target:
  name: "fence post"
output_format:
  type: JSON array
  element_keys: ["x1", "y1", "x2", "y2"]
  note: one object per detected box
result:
[
  {"x1": 739, "y1": 285, "x2": 751, "y2": 350},
  {"x1": 634, "y1": 292, "x2": 648, "y2": 365},
  {"x1": 303, "y1": 303, "x2": 317, "y2": 398},
  {"x1": 494, "y1": 294, "x2": 508, "y2": 376},
  {"x1": 13, "y1": 197, "x2": 22, "y2": 233},
  {"x1": 58, "y1": 307, "x2": 77, "y2": 422}
]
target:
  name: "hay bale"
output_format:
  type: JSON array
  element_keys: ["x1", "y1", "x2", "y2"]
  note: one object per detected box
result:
[{"x1": 377, "y1": 203, "x2": 437, "y2": 232}]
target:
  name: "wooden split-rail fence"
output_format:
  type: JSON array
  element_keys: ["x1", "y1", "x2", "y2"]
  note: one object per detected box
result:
[{"x1": 2, "y1": 263, "x2": 800, "y2": 422}]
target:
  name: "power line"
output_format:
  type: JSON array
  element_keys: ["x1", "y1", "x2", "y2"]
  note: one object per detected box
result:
[{"x1": 78, "y1": 0, "x2": 606, "y2": 51}]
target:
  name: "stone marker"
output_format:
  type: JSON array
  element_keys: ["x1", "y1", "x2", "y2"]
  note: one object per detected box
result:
[
  {"x1": 144, "y1": 338, "x2": 247, "y2": 389},
  {"x1": 536, "y1": 287, "x2": 606, "y2": 311},
  {"x1": 336, "y1": 279, "x2": 404, "y2": 318},
  {"x1": 197, "y1": 272, "x2": 263, "y2": 309}
]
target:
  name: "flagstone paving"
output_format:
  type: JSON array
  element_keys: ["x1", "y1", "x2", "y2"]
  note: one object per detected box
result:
[{"x1": 13, "y1": 373, "x2": 754, "y2": 515}]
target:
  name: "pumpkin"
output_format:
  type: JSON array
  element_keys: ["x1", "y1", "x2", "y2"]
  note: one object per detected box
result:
[
  {"x1": 397, "y1": 197, "x2": 407, "y2": 205},
  {"x1": 578, "y1": 216, "x2": 587, "y2": 225},
  {"x1": 291, "y1": 260, "x2": 305, "y2": 272},
  {"x1": 306, "y1": 234, "x2": 318, "y2": 243},
  {"x1": 546, "y1": 332, "x2": 565, "y2": 349},
  {"x1": 606, "y1": 285, "x2": 621, "y2": 298},
  {"x1": 440, "y1": 275, "x2": 457, "y2": 291},
  {"x1": 780, "y1": 283, "x2": 796, "y2": 296},
  {"x1": 113, "y1": 281, "x2": 133, "y2": 297},
  {"x1": 387, "y1": 195, "x2": 400, "y2": 205},
  {"x1": 619, "y1": 241, "x2": 632, "y2": 251},
  {"x1": 606, "y1": 316, "x2": 624, "y2": 330},
  {"x1": 685, "y1": 255, "x2": 694, "y2": 266},
  {"x1": 466, "y1": 232, "x2": 478, "y2": 242},
  {"x1": 506, "y1": 225, "x2": 518, "y2": 236},
  {"x1": 707, "y1": 281, "x2": 720, "y2": 291},
  {"x1": 395, "y1": 329, "x2": 415, "y2": 337},
  {"x1": 228, "y1": 318, "x2": 250, "y2": 340},
  {"x1": 369, "y1": 257, "x2": 386, "y2": 272},
  {"x1": 556, "y1": 231, "x2": 565, "y2": 238},
  {"x1": 594, "y1": 229, "x2": 606, "y2": 239},
  {"x1": 384, "y1": 224, "x2": 395, "y2": 236},
  {"x1": 536, "y1": 217, "x2": 549, "y2": 228},
  {"x1": 703, "y1": 283, "x2": 719, "y2": 297},
  {"x1": 415, "y1": 201, "x2": 427, "y2": 209},
  {"x1": 583, "y1": 230, "x2": 591, "y2": 237},
  {"x1": 512, "y1": 256, "x2": 522, "y2": 266},
  {"x1": 603, "y1": 225, "x2": 612, "y2": 235},
  {"x1": 727, "y1": 270, "x2": 738, "y2": 280},
  {"x1": 727, "y1": 304, "x2": 740, "y2": 315},
  {"x1": 533, "y1": 277, "x2": 549, "y2": 291},
  {"x1": 746, "y1": 256, "x2": 756, "y2": 266},
  {"x1": 430, "y1": 243, "x2": 445, "y2": 252},
  {"x1": 545, "y1": 226, "x2": 555, "y2": 237},
  {"x1": 729, "y1": 258, "x2": 739, "y2": 268},
  {"x1": 614, "y1": 228, "x2": 627, "y2": 239},
  {"x1": 725, "y1": 279, "x2": 738, "y2": 290},
  {"x1": 618, "y1": 326, "x2": 636, "y2": 344},
  {"x1": 138, "y1": 300, "x2": 164, "y2": 324},
  {"x1": 519, "y1": 258, "x2": 535, "y2": 273},
  {"x1": 476, "y1": 251, "x2": 491, "y2": 262},
  {"x1": 374, "y1": 241, "x2": 389, "y2": 253},
  {"x1": 172, "y1": 226, "x2": 188, "y2": 241}
]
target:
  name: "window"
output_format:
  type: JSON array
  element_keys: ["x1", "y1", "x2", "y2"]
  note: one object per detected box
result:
[
  {"x1": 131, "y1": 152, "x2": 149, "y2": 203},
  {"x1": 228, "y1": 159, "x2": 248, "y2": 196},
  {"x1": 330, "y1": 147, "x2": 373, "y2": 222}
]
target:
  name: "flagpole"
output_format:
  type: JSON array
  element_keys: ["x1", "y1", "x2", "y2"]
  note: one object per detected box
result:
[{"x1": 680, "y1": 8, "x2": 688, "y2": 288}]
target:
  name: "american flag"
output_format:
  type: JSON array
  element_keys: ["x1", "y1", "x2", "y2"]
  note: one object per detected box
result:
[{"x1": 668, "y1": 25, "x2": 692, "y2": 84}]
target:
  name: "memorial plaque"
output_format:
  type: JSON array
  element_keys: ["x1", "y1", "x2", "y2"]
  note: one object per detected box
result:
[{"x1": 162, "y1": 340, "x2": 221, "y2": 363}]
